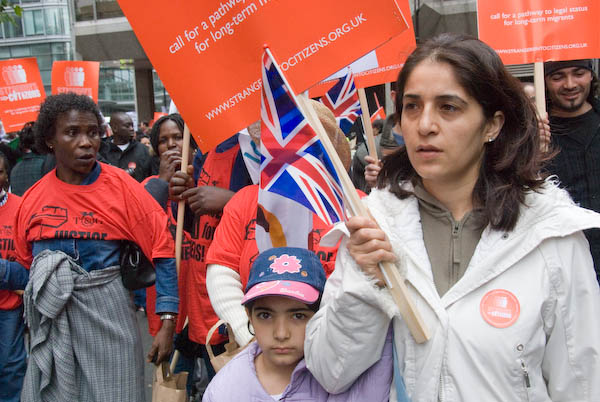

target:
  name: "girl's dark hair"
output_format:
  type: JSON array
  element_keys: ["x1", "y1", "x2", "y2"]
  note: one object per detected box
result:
[
  {"x1": 34, "y1": 93, "x2": 103, "y2": 154},
  {"x1": 245, "y1": 296, "x2": 322, "y2": 314},
  {"x1": 149, "y1": 113, "x2": 198, "y2": 157},
  {"x1": 379, "y1": 33, "x2": 548, "y2": 232},
  {"x1": 18, "y1": 121, "x2": 36, "y2": 153}
]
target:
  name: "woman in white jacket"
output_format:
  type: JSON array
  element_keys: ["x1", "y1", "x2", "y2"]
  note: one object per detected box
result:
[{"x1": 304, "y1": 33, "x2": 600, "y2": 402}]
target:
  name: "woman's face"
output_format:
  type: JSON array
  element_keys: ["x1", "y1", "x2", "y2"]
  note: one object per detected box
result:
[
  {"x1": 400, "y1": 60, "x2": 503, "y2": 191},
  {"x1": 47, "y1": 110, "x2": 100, "y2": 184},
  {"x1": 157, "y1": 120, "x2": 183, "y2": 157},
  {"x1": 140, "y1": 136, "x2": 152, "y2": 150}
]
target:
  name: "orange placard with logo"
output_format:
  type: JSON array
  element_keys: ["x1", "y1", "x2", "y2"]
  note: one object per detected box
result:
[
  {"x1": 0, "y1": 58, "x2": 46, "y2": 132},
  {"x1": 477, "y1": 0, "x2": 600, "y2": 65},
  {"x1": 117, "y1": 0, "x2": 409, "y2": 150},
  {"x1": 51, "y1": 61, "x2": 100, "y2": 102}
]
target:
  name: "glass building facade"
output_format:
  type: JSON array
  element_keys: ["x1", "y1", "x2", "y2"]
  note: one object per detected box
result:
[{"x1": 0, "y1": 0, "x2": 72, "y2": 94}]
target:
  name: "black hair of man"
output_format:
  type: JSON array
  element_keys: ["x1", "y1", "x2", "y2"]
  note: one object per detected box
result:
[
  {"x1": 372, "y1": 119, "x2": 384, "y2": 134},
  {"x1": 34, "y1": 93, "x2": 103, "y2": 155},
  {"x1": 18, "y1": 121, "x2": 36, "y2": 153}
]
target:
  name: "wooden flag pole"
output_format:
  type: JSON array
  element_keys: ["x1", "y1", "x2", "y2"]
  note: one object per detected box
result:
[
  {"x1": 358, "y1": 88, "x2": 378, "y2": 160},
  {"x1": 534, "y1": 61, "x2": 547, "y2": 117},
  {"x1": 265, "y1": 47, "x2": 430, "y2": 343},
  {"x1": 385, "y1": 82, "x2": 394, "y2": 116},
  {"x1": 534, "y1": 61, "x2": 548, "y2": 152},
  {"x1": 175, "y1": 124, "x2": 191, "y2": 272},
  {"x1": 169, "y1": 123, "x2": 191, "y2": 375}
]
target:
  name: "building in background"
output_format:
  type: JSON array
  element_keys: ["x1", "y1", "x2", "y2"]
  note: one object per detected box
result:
[
  {"x1": 0, "y1": 0, "x2": 170, "y2": 122},
  {"x1": 71, "y1": 0, "x2": 171, "y2": 120},
  {"x1": 0, "y1": 0, "x2": 72, "y2": 95}
]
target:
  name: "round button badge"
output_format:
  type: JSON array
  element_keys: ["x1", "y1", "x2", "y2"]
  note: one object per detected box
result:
[{"x1": 480, "y1": 289, "x2": 520, "y2": 328}]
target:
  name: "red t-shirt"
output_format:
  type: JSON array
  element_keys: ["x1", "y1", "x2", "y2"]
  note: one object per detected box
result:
[
  {"x1": 205, "y1": 185, "x2": 360, "y2": 289},
  {"x1": 14, "y1": 163, "x2": 174, "y2": 269},
  {"x1": 142, "y1": 175, "x2": 188, "y2": 336},
  {"x1": 187, "y1": 144, "x2": 242, "y2": 345},
  {"x1": 0, "y1": 193, "x2": 22, "y2": 310}
]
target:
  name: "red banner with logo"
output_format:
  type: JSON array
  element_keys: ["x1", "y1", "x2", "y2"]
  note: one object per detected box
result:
[
  {"x1": 51, "y1": 61, "x2": 100, "y2": 102},
  {"x1": 117, "y1": 0, "x2": 409, "y2": 150},
  {"x1": 0, "y1": 58, "x2": 45, "y2": 132}
]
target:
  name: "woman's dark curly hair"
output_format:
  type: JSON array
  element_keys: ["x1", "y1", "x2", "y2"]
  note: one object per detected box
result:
[
  {"x1": 378, "y1": 33, "x2": 549, "y2": 232},
  {"x1": 149, "y1": 113, "x2": 197, "y2": 157},
  {"x1": 34, "y1": 93, "x2": 103, "y2": 154}
]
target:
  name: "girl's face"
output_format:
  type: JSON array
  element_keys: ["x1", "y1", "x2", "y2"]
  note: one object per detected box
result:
[
  {"x1": 247, "y1": 296, "x2": 315, "y2": 371},
  {"x1": 400, "y1": 59, "x2": 504, "y2": 192}
]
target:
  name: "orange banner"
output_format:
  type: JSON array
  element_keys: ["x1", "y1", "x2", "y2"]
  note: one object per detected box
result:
[
  {"x1": 309, "y1": 32, "x2": 416, "y2": 99},
  {"x1": 51, "y1": 61, "x2": 100, "y2": 102},
  {"x1": 117, "y1": 0, "x2": 409, "y2": 150},
  {"x1": 153, "y1": 112, "x2": 167, "y2": 123},
  {"x1": 309, "y1": 0, "x2": 415, "y2": 98},
  {"x1": 0, "y1": 58, "x2": 45, "y2": 132},
  {"x1": 477, "y1": 0, "x2": 600, "y2": 65}
]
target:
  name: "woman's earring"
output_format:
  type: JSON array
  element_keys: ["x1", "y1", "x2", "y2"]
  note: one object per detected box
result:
[
  {"x1": 488, "y1": 137, "x2": 494, "y2": 143},
  {"x1": 247, "y1": 321, "x2": 255, "y2": 336}
]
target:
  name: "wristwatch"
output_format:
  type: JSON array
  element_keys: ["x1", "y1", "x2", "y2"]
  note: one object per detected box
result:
[{"x1": 160, "y1": 313, "x2": 177, "y2": 321}]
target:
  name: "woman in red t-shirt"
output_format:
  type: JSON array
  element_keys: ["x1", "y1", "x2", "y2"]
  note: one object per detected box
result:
[{"x1": 13, "y1": 93, "x2": 179, "y2": 402}]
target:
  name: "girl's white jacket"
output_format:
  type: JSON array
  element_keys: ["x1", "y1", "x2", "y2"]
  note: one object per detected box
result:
[{"x1": 305, "y1": 182, "x2": 600, "y2": 402}]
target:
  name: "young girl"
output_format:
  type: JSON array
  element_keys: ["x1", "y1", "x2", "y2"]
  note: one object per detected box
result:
[{"x1": 203, "y1": 247, "x2": 393, "y2": 401}]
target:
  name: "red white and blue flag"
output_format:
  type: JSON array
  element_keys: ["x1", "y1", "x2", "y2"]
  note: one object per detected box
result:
[
  {"x1": 320, "y1": 70, "x2": 362, "y2": 134},
  {"x1": 256, "y1": 51, "x2": 347, "y2": 251}
]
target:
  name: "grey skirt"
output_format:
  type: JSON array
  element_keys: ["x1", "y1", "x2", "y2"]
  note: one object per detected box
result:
[{"x1": 22, "y1": 250, "x2": 144, "y2": 402}]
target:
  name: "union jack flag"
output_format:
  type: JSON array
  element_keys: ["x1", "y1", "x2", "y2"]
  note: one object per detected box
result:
[
  {"x1": 259, "y1": 51, "x2": 346, "y2": 237},
  {"x1": 320, "y1": 70, "x2": 362, "y2": 134}
]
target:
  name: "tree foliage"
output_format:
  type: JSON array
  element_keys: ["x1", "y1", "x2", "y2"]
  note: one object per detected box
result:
[{"x1": 0, "y1": 1, "x2": 22, "y2": 25}]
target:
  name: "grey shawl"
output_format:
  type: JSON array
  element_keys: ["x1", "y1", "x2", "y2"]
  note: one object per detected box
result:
[{"x1": 22, "y1": 250, "x2": 145, "y2": 402}]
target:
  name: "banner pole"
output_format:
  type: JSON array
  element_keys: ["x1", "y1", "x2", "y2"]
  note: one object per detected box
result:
[
  {"x1": 265, "y1": 46, "x2": 430, "y2": 343},
  {"x1": 534, "y1": 61, "x2": 548, "y2": 152},
  {"x1": 168, "y1": 123, "x2": 191, "y2": 376},
  {"x1": 358, "y1": 88, "x2": 378, "y2": 160},
  {"x1": 385, "y1": 82, "x2": 394, "y2": 116},
  {"x1": 175, "y1": 124, "x2": 191, "y2": 273}
]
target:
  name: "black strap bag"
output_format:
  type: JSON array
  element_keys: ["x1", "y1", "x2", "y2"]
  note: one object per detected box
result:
[{"x1": 120, "y1": 241, "x2": 156, "y2": 290}]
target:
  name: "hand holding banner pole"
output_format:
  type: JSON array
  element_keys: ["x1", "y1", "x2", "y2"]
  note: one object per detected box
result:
[{"x1": 265, "y1": 47, "x2": 430, "y2": 343}]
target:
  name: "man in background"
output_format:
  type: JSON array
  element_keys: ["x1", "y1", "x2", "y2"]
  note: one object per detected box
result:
[
  {"x1": 100, "y1": 112, "x2": 152, "y2": 182},
  {"x1": 544, "y1": 59, "x2": 600, "y2": 281}
]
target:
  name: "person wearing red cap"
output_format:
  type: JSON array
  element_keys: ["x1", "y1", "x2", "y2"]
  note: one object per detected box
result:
[{"x1": 544, "y1": 59, "x2": 600, "y2": 281}]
